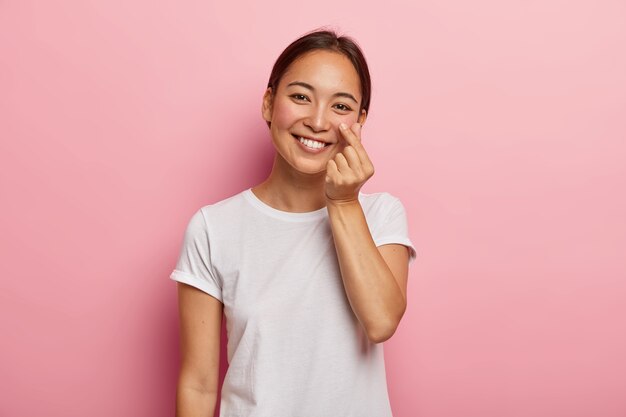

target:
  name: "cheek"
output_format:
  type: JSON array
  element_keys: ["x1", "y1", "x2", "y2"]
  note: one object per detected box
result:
[
  {"x1": 271, "y1": 100, "x2": 303, "y2": 128},
  {"x1": 329, "y1": 114, "x2": 359, "y2": 132}
]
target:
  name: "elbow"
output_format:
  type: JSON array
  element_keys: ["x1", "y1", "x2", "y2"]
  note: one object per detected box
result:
[
  {"x1": 367, "y1": 322, "x2": 398, "y2": 344},
  {"x1": 366, "y1": 318, "x2": 403, "y2": 344},
  {"x1": 367, "y1": 304, "x2": 406, "y2": 344},
  {"x1": 367, "y1": 329, "x2": 392, "y2": 344}
]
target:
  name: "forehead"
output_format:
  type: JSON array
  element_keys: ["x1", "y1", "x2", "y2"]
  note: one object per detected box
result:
[{"x1": 279, "y1": 50, "x2": 361, "y2": 96}]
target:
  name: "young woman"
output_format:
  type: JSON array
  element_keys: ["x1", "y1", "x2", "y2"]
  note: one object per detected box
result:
[{"x1": 171, "y1": 28, "x2": 417, "y2": 417}]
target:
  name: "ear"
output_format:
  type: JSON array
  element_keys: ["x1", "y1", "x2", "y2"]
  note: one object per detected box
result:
[
  {"x1": 261, "y1": 87, "x2": 273, "y2": 123},
  {"x1": 357, "y1": 108, "x2": 367, "y2": 125}
]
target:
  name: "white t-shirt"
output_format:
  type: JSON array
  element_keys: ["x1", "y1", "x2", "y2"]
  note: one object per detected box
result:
[{"x1": 170, "y1": 187, "x2": 417, "y2": 417}]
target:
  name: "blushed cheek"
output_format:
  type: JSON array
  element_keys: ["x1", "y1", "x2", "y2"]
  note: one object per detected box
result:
[
  {"x1": 271, "y1": 100, "x2": 302, "y2": 128},
  {"x1": 332, "y1": 114, "x2": 359, "y2": 133}
]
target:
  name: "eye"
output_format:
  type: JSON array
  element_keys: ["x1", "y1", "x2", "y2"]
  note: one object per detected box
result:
[
  {"x1": 334, "y1": 103, "x2": 352, "y2": 112},
  {"x1": 290, "y1": 94, "x2": 309, "y2": 102}
]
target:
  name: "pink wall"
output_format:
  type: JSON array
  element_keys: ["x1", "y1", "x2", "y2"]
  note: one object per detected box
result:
[{"x1": 1, "y1": 1, "x2": 625, "y2": 416}]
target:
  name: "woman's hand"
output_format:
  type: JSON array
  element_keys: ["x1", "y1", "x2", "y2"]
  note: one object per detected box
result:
[{"x1": 325, "y1": 122, "x2": 375, "y2": 204}]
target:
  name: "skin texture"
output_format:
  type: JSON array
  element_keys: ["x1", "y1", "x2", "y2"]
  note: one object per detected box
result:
[
  {"x1": 176, "y1": 49, "x2": 411, "y2": 416},
  {"x1": 176, "y1": 283, "x2": 222, "y2": 417}
]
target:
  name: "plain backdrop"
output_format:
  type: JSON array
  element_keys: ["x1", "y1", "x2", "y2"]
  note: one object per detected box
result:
[{"x1": 1, "y1": 1, "x2": 625, "y2": 416}]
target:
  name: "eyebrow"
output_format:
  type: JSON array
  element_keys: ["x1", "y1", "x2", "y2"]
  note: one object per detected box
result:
[{"x1": 286, "y1": 81, "x2": 358, "y2": 104}]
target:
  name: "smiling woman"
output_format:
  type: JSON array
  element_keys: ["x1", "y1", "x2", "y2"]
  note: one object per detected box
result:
[
  {"x1": 170, "y1": 28, "x2": 417, "y2": 417},
  {"x1": 262, "y1": 48, "x2": 366, "y2": 176}
]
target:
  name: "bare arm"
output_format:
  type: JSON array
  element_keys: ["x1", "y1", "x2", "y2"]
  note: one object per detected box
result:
[
  {"x1": 327, "y1": 201, "x2": 409, "y2": 343},
  {"x1": 176, "y1": 282, "x2": 223, "y2": 417},
  {"x1": 325, "y1": 121, "x2": 410, "y2": 343}
]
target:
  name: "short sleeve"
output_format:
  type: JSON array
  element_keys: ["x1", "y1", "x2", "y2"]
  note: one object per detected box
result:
[
  {"x1": 372, "y1": 194, "x2": 418, "y2": 266},
  {"x1": 170, "y1": 208, "x2": 223, "y2": 302}
]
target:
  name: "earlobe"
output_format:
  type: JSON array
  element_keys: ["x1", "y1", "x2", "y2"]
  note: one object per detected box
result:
[
  {"x1": 358, "y1": 109, "x2": 367, "y2": 125},
  {"x1": 261, "y1": 87, "x2": 273, "y2": 122}
]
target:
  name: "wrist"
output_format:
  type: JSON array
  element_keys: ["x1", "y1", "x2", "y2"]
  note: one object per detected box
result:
[{"x1": 325, "y1": 196, "x2": 360, "y2": 209}]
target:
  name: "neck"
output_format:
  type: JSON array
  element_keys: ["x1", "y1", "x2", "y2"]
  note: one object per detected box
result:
[{"x1": 251, "y1": 153, "x2": 329, "y2": 213}]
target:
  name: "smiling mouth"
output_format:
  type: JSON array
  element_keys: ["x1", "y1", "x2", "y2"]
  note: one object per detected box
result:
[{"x1": 292, "y1": 134, "x2": 331, "y2": 150}]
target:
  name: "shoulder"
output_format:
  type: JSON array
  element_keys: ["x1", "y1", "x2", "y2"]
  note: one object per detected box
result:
[
  {"x1": 181, "y1": 189, "x2": 250, "y2": 237},
  {"x1": 195, "y1": 188, "x2": 249, "y2": 220},
  {"x1": 358, "y1": 190, "x2": 403, "y2": 216}
]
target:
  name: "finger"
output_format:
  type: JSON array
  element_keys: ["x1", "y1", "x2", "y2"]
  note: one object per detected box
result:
[
  {"x1": 350, "y1": 122, "x2": 362, "y2": 142},
  {"x1": 356, "y1": 143, "x2": 374, "y2": 170},
  {"x1": 334, "y1": 152, "x2": 351, "y2": 173},
  {"x1": 339, "y1": 123, "x2": 359, "y2": 147},
  {"x1": 342, "y1": 122, "x2": 363, "y2": 144},
  {"x1": 326, "y1": 159, "x2": 339, "y2": 182},
  {"x1": 342, "y1": 145, "x2": 362, "y2": 168},
  {"x1": 340, "y1": 122, "x2": 369, "y2": 160}
]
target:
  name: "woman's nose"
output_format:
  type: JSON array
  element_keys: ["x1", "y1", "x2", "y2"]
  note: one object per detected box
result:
[{"x1": 303, "y1": 106, "x2": 331, "y2": 132}]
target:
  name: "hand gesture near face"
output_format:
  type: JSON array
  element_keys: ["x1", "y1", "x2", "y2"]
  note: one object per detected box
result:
[{"x1": 325, "y1": 122, "x2": 375, "y2": 203}]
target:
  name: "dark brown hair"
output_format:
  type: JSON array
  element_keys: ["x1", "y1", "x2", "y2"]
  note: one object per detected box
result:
[{"x1": 265, "y1": 28, "x2": 372, "y2": 126}]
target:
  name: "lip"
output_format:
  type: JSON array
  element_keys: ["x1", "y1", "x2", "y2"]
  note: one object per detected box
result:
[
  {"x1": 292, "y1": 134, "x2": 333, "y2": 153},
  {"x1": 291, "y1": 133, "x2": 334, "y2": 145}
]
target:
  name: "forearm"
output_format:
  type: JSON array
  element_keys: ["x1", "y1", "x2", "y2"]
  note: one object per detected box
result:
[
  {"x1": 176, "y1": 384, "x2": 218, "y2": 417},
  {"x1": 326, "y1": 199, "x2": 406, "y2": 343}
]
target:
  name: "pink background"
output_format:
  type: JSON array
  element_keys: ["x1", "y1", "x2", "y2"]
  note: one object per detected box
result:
[{"x1": 1, "y1": 1, "x2": 625, "y2": 416}]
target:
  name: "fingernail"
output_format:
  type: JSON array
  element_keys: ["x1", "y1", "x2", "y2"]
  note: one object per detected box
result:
[{"x1": 339, "y1": 123, "x2": 347, "y2": 130}]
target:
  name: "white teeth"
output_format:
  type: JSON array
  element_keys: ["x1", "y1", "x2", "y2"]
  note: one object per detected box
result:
[{"x1": 299, "y1": 136, "x2": 325, "y2": 149}]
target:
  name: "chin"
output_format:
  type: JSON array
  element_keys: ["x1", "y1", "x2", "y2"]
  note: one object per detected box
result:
[
  {"x1": 296, "y1": 166, "x2": 327, "y2": 176},
  {"x1": 291, "y1": 161, "x2": 327, "y2": 176}
]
